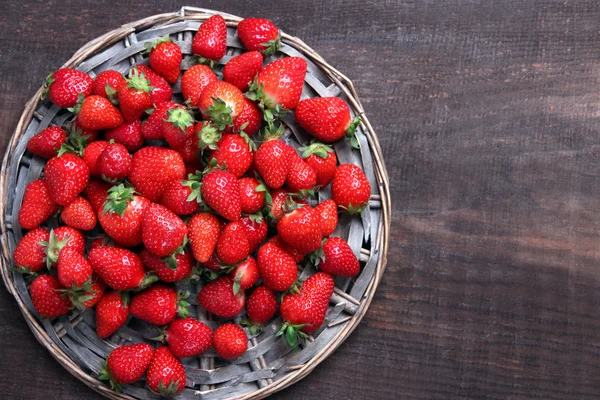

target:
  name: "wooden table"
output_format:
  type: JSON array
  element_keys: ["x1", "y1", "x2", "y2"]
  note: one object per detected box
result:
[{"x1": 1, "y1": 1, "x2": 599, "y2": 398}]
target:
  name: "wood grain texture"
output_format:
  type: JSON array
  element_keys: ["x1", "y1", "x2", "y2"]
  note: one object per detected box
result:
[{"x1": 1, "y1": 0, "x2": 599, "y2": 399}]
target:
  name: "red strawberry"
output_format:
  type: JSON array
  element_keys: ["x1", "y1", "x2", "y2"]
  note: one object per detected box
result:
[
  {"x1": 193, "y1": 120, "x2": 221, "y2": 153},
  {"x1": 88, "y1": 246, "x2": 150, "y2": 290},
  {"x1": 161, "y1": 104, "x2": 195, "y2": 149},
  {"x1": 18, "y1": 179, "x2": 59, "y2": 229},
  {"x1": 257, "y1": 242, "x2": 297, "y2": 291},
  {"x1": 209, "y1": 134, "x2": 254, "y2": 178},
  {"x1": 84, "y1": 180, "x2": 113, "y2": 212},
  {"x1": 295, "y1": 97, "x2": 360, "y2": 145},
  {"x1": 213, "y1": 323, "x2": 247, "y2": 360},
  {"x1": 141, "y1": 101, "x2": 178, "y2": 141},
  {"x1": 80, "y1": 275, "x2": 106, "y2": 309},
  {"x1": 255, "y1": 137, "x2": 293, "y2": 189},
  {"x1": 279, "y1": 272, "x2": 334, "y2": 345},
  {"x1": 131, "y1": 284, "x2": 189, "y2": 325},
  {"x1": 74, "y1": 95, "x2": 124, "y2": 130},
  {"x1": 147, "y1": 347, "x2": 186, "y2": 395},
  {"x1": 192, "y1": 14, "x2": 227, "y2": 61},
  {"x1": 61, "y1": 196, "x2": 96, "y2": 230},
  {"x1": 181, "y1": 64, "x2": 217, "y2": 107},
  {"x1": 92, "y1": 69, "x2": 126, "y2": 101},
  {"x1": 100, "y1": 343, "x2": 154, "y2": 391},
  {"x1": 131, "y1": 65, "x2": 173, "y2": 106},
  {"x1": 174, "y1": 126, "x2": 201, "y2": 162},
  {"x1": 118, "y1": 69, "x2": 154, "y2": 121},
  {"x1": 165, "y1": 317, "x2": 212, "y2": 358},
  {"x1": 44, "y1": 68, "x2": 93, "y2": 108},
  {"x1": 57, "y1": 249, "x2": 92, "y2": 289},
  {"x1": 240, "y1": 215, "x2": 268, "y2": 252},
  {"x1": 267, "y1": 235, "x2": 307, "y2": 263},
  {"x1": 237, "y1": 18, "x2": 281, "y2": 56},
  {"x1": 315, "y1": 199, "x2": 338, "y2": 237},
  {"x1": 45, "y1": 153, "x2": 90, "y2": 205},
  {"x1": 216, "y1": 221, "x2": 250, "y2": 265},
  {"x1": 82, "y1": 140, "x2": 109, "y2": 176},
  {"x1": 314, "y1": 237, "x2": 360, "y2": 277},
  {"x1": 188, "y1": 212, "x2": 221, "y2": 263},
  {"x1": 286, "y1": 155, "x2": 317, "y2": 194},
  {"x1": 44, "y1": 227, "x2": 86, "y2": 267},
  {"x1": 263, "y1": 188, "x2": 290, "y2": 221},
  {"x1": 96, "y1": 290, "x2": 130, "y2": 338},
  {"x1": 331, "y1": 164, "x2": 371, "y2": 213},
  {"x1": 147, "y1": 36, "x2": 182, "y2": 84},
  {"x1": 129, "y1": 146, "x2": 186, "y2": 202},
  {"x1": 141, "y1": 203, "x2": 187, "y2": 257},
  {"x1": 98, "y1": 184, "x2": 150, "y2": 247},
  {"x1": 223, "y1": 51, "x2": 263, "y2": 91},
  {"x1": 13, "y1": 228, "x2": 49, "y2": 274},
  {"x1": 277, "y1": 205, "x2": 322, "y2": 253},
  {"x1": 105, "y1": 119, "x2": 144, "y2": 152},
  {"x1": 27, "y1": 126, "x2": 67, "y2": 159},
  {"x1": 230, "y1": 97, "x2": 262, "y2": 136},
  {"x1": 139, "y1": 248, "x2": 193, "y2": 283},
  {"x1": 160, "y1": 180, "x2": 199, "y2": 216},
  {"x1": 238, "y1": 177, "x2": 266, "y2": 214},
  {"x1": 89, "y1": 235, "x2": 114, "y2": 251},
  {"x1": 197, "y1": 276, "x2": 245, "y2": 318},
  {"x1": 230, "y1": 256, "x2": 259, "y2": 294},
  {"x1": 244, "y1": 286, "x2": 277, "y2": 333},
  {"x1": 30, "y1": 275, "x2": 71, "y2": 318},
  {"x1": 300, "y1": 142, "x2": 337, "y2": 187},
  {"x1": 97, "y1": 142, "x2": 131, "y2": 181},
  {"x1": 201, "y1": 170, "x2": 241, "y2": 221},
  {"x1": 199, "y1": 81, "x2": 245, "y2": 130}
]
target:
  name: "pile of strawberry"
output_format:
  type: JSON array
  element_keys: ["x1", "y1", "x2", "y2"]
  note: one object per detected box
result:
[{"x1": 13, "y1": 15, "x2": 371, "y2": 396}]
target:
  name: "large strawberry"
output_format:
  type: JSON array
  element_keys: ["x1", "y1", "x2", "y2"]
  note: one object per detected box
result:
[
  {"x1": 216, "y1": 221, "x2": 250, "y2": 265},
  {"x1": 73, "y1": 95, "x2": 124, "y2": 130},
  {"x1": 254, "y1": 134, "x2": 293, "y2": 189},
  {"x1": 223, "y1": 51, "x2": 263, "y2": 91},
  {"x1": 139, "y1": 248, "x2": 193, "y2": 283},
  {"x1": 187, "y1": 212, "x2": 221, "y2": 263},
  {"x1": 97, "y1": 142, "x2": 132, "y2": 181},
  {"x1": 13, "y1": 228, "x2": 49, "y2": 274},
  {"x1": 96, "y1": 290, "x2": 130, "y2": 338},
  {"x1": 44, "y1": 68, "x2": 93, "y2": 108},
  {"x1": 238, "y1": 177, "x2": 266, "y2": 214},
  {"x1": 286, "y1": 154, "x2": 317, "y2": 195},
  {"x1": 240, "y1": 215, "x2": 268, "y2": 252},
  {"x1": 315, "y1": 199, "x2": 338, "y2": 237},
  {"x1": 164, "y1": 317, "x2": 212, "y2": 358},
  {"x1": 277, "y1": 205, "x2": 322, "y2": 253},
  {"x1": 161, "y1": 104, "x2": 195, "y2": 149},
  {"x1": 146, "y1": 35, "x2": 182, "y2": 84},
  {"x1": 198, "y1": 81, "x2": 245, "y2": 130},
  {"x1": 88, "y1": 246, "x2": 152, "y2": 290},
  {"x1": 82, "y1": 140, "x2": 109, "y2": 176},
  {"x1": 99, "y1": 343, "x2": 154, "y2": 392},
  {"x1": 160, "y1": 180, "x2": 199, "y2": 216},
  {"x1": 331, "y1": 164, "x2": 371, "y2": 213},
  {"x1": 56, "y1": 249, "x2": 93, "y2": 290},
  {"x1": 256, "y1": 242, "x2": 297, "y2": 292},
  {"x1": 201, "y1": 170, "x2": 241, "y2": 221},
  {"x1": 131, "y1": 284, "x2": 189, "y2": 325},
  {"x1": 43, "y1": 227, "x2": 86, "y2": 268},
  {"x1": 147, "y1": 347, "x2": 186, "y2": 396},
  {"x1": 243, "y1": 286, "x2": 277, "y2": 334},
  {"x1": 27, "y1": 126, "x2": 67, "y2": 159},
  {"x1": 230, "y1": 256, "x2": 259, "y2": 295},
  {"x1": 313, "y1": 236, "x2": 360, "y2": 277},
  {"x1": 45, "y1": 153, "x2": 90, "y2": 205},
  {"x1": 191, "y1": 14, "x2": 227, "y2": 61},
  {"x1": 295, "y1": 97, "x2": 360, "y2": 147},
  {"x1": 300, "y1": 142, "x2": 337, "y2": 187},
  {"x1": 181, "y1": 64, "x2": 217, "y2": 107},
  {"x1": 105, "y1": 119, "x2": 144, "y2": 152},
  {"x1": 209, "y1": 134, "x2": 254, "y2": 178},
  {"x1": 118, "y1": 69, "x2": 154, "y2": 121},
  {"x1": 18, "y1": 179, "x2": 59, "y2": 229},
  {"x1": 92, "y1": 69, "x2": 126, "y2": 101},
  {"x1": 237, "y1": 18, "x2": 281, "y2": 56},
  {"x1": 129, "y1": 146, "x2": 186, "y2": 202},
  {"x1": 98, "y1": 184, "x2": 150, "y2": 247},
  {"x1": 197, "y1": 276, "x2": 245, "y2": 318},
  {"x1": 30, "y1": 275, "x2": 71, "y2": 318},
  {"x1": 212, "y1": 323, "x2": 247, "y2": 360},
  {"x1": 141, "y1": 203, "x2": 187, "y2": 258},
  {"x1": 130, "y1": 65, "x2": 173, "y2": 106}
]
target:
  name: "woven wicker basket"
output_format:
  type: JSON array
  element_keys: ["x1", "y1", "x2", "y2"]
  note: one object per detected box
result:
[{"x1": 0, "y1": 7, "x2": 390, "y2": 400}]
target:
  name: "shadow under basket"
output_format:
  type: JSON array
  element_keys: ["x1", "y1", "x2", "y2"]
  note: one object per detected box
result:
[{"x1": 0, "y1": 7, "x2": 391, "y2": 400}]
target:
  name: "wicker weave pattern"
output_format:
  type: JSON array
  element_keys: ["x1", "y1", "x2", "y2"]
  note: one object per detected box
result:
[{"x1": 0, "y1": 7, "x2": 390, "y2": 400}]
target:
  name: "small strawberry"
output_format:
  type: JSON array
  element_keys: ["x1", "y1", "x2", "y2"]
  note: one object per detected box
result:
[
  {"x1": 187, "y1": 212, "x2": 221, "y2": 263},
  {"x1": 240, "y1": 215, "x2": 268, "y2": 252},
  {"x1": 129, "y1": 146, "x2": 186, "y2": 202},
  {"x1": 100, "y1": 343, "x2": 154, "y2": 392},
  {"x1": 96, "y1": 290, "x2": 130, "y2": 338},
  {"x1": 199, "y1": 81, "x2": 245, "y2": 130},
  {"x1": 230, "y1": 256, "x2": 259, "y2": 295},
  {"x1": 238, "y1": 177, "x2": 267, "y2": 214},
  {"x1": 194, "y1": 120, "x2": 221, "y2": 153},
  {"x1": 264, "y1": 188, "x2": 292, "y2": 222},
  {"x1": 89, "y1": 235, "x2": 114, "y2": 251},
  {"x1": 197, "y1": 276, "x2": 245, "y2": 318},
  {"x1": 45, "y1": 153, "x2": 90, "y2": 205},
  {"x1": 192, "y1": 14, "x2": 227, "y2": 61},
  {"x1": 201, "y1": 253, "x2": 223, "y2": 273},
  {"x1": 286, "y1": 154, "x2": 317, "y2": 195},
  {"x1": 312, "y1": 236, "x2": 360, "y2": 277},
  {"x1": 160, "y1": 180, "x2": 199, "y2": 216},
  {"x1": 165, "y1": 317, "x2": 212, "y2": 358},
  {"x1": 18, "y1": 179, "x2": 59, "y2": 229},
  {"x1": 331, "y1": 164, "x2": 371, "y2": 213},
  {"x1": 213, "y1": 323, "x2": 247, "y2": 360},
  {"x1": 146, "y1": 35, "x2": 182, "y2": 84},
  {"x1": 257, "y1": 242, "x2": 297, "y2": 292},
  {"x1": 92, "y1": 69, "x2": 126, "y2": 102},
  {"x1": 131, "y1": 284, "x2": 189, "y2": 325},
  {"x1": 98, "y1": 184, "x2": 150, "y2": 247},
  {"x1": 73, "y1": 95, "x2": 124, "y2": 130},
  {"x1": 315, "y1": 199, "x2": 338, "y2": 237},
  {"x1": 44, "y1": 68, "x2": 93, "y2": 108},
  {"x1": 147, "y1": 347, "x2": 186, "y2": 395},
  {"x1": 84, "y1": 179, "x2": 113, "y2": 212},
  {"x1": 295, "y1": 97, "x2": 360, "y2": 146},
  {"x1": 254, "y1": 133, "x2": 293, "y2": 189},
  {"x1": 105, "y1": 119, "x2": 144, "y2": 152},
  {"x1": 61, "y1": 196, "x2": 97, "y2": 230},
  {"x1": 209, "y1": 134, "x2": 254, "y2": 178},
  {"x1": 43, "y1": 227, "x2": 86, "y2": 268},
  {"x1": 216, "y1": 221, "x2": 250, "y2": 265},
  {"x1": 118, "y1": 69, "x2": 154, "y2": 121},
  {"x1": 57, "y1": 249, "x2": 93, "y2": 290},
  {"x1": 130, "y1": 65, "x2": 173, "y2": 106},
  {"x1": 89, "y1": 246, "x2": 152, "y2": 290},
  {"x1": 141, "y1": 203, "x2": 187, "y2": 257},
  {"x1": 13, "y1": 228, "x2": 49, "y2": 274},
  {"x1": 139, "y1": 248, "x2": 193, "y2": 283},
  {"x1": 277, "y1": 205, "x2": 322, "y2": 253},
  {"x1": 223, "y1": 51, "x2": 263, "y2": 91},
  {"x1": 82, "y1": 140, "x2": 109, "y2": 176},
  {"x1": 97, "y1": 142, "x2": 131, "y2": 181},
  {"x1": 201, "y1": 170, "x2": 241, "y2": 221},
  {"x1": 267, "y1": 235, "x2": 307, "y2": 263},
  {"x1": 30, "y1": 275, "x2": 71, "y2": 318},
  {"x1": 79, "y1": 275, "x2": 106, "y2": 309},
  {"x1": 161, "y1": 104, "x2": 195, "y2": 149},
  {"x1": 141, "y1": 101, "x2": 178, "y2": 141},
  {"x1": 27, "y1": 126, "x2": 67, "y2": 159},
  {"x1": 243, "y1": 286, "x2": 277, "y2": 334},
  {"x1": 230, "y1": 97, "x2": 262, "y2": 136},
  {"x1": 237, "y1": 18, "x2": 281, "y2": 56},
  {"x1": 181, "y1": 64, "x2": 217, "y2": 107},
  {"x1": 300, "y1": 142, "x2": 337, "y2": 187}
]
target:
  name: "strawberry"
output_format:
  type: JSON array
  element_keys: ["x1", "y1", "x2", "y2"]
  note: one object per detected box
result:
[
  {"x1": 139, "y1": 248, "x2": 193, "y2": 283},
  {"x1": 209, "y1": 134, "x2": 254, "y2": 178},
  {"x1": 264, "y1": 188, "x2": 292, "y2": 221},
  {"x1": 216, "y1": 221, "x2": 250, "y2": 265},
  {"x1": 201, "y1": 170, "x2": 241, "y2": 221},
  {"x1": 230, "y1": 97, "x2": 262, "y2": 136},
  {"x1": 95, "y1": 290, "x2": 130, "y2": 338},
  {"x1": 98, "y1": 184, "x2": 150, "y2": 247},
  {"x1": 30, "y1": 275, "x2": 71, "y2": 318},
  {"x1": 300, "y1": 142, "x2": 337, "y2": 187},
  {"x1": 213, "y1": 323, "x2": 247, "y2": 360},
  {"x1": 18, "y1": 179, "x2": 59, "y2": 229},
  {"x1": 105, "y1": 119, "x2": 144, "y2": 152},
  {"x1": 92, "y1": 69, "x2": 126, "y2": 101},
  {"x1": 43, "y1": 227, "x2": 86, "y2": 268},
  {"x1": 147, "y1": 347, "x2": 186, "y2": 395},
  {"x1": 89, "y1": 235, "x2": 114, "y2": 251},
  {"x1": 278, "y1": 272, "x2": 334, "y2": 345},
  {"x1": 45, "y1": 153, "x2": 90, "y2": 205},
  {"x1": 27, "y1": 126, "x2": 67, "y2": 159},
  {"x1": 267, "y1": 235, "x2": 307, "y2": 263},
  {"x1": 331, "y1": 164, "x2": 371, "y2": 213},
  {"x1": 84, "y1": 180, "x2": 113, "y2": 212},
  {"x1": 100, "y1": 343, "x2": 154, "y2": 392},
  {"x1": 165, "y1": 317, "x2": 212, "y2": 358},
  {"x1": 237, "y1": 18, "x2": 281, "y2": 56},
  {"x1": 223, "y1": 51, "x2": 263, "y2": 91},
  {"x1": 254, "y1": 136, "x2": 293, "y2": 189},
  {"x1": 315, "y1": 199, "x2": 338, "y2": 237},
  {"x1": 277, "y1": 205, "x2": 322, "y2": 253},
  {"x1": 141, "y1": 203, "x2": 187, "y2": 257},
  {"x1": 131, "y1": 65, "x2": 173, "y2": 106},
  {"x1": 79, "y1": 275, "x2": 106, "y2": 309},
  {"x1": 129, "y1": 146, "x2": 186, "y2": 202},
  {"x1": 194, "y1": 120, "x2": 221, "y2": 153},
  {"x1": 240, "y1": 215, "x2": 268, "y2": 252},
  {"x1": 243, "y1": 286, "x2": 277, "y2": 333},
  {"x1": 13, "y1": 228, "x2": 49, "y2": 274},
  {"x1": 73, "y1": 95, "x2": 124, "y2": 130},
  {"x1": 61, "y1": 196, "x2": 97, "y2": 230},
  {"x1": 118, "y1": 69, "x2": 154, "y2": 121},
  {"x1": 238, "y1": 177, "x2": 266, "y2": 214},
  {"x1": 44, "y1": 68, "x2": 93, "y2": 108},
  {"x1": 230, "y1": 256, "x2": 259, "y2": 294},
  {"x1": 313, "y1": 236, "x2": 360, "y2": 277},
  {"x1": 82, "y1": 140, "x2": 109, "y2": 176},
  {"x1": 199, "y1": 81, "x2": 245, "y2": 130},
  {"x1": 257, "y1": 242, "x2": 297, "y2": 291},
  {"x1": 181, "y1": 64, "x2": 217, "y2": 107},
  {"x1": 295, "y1": 97, "x2": 360, "y2": 146},
  {"x1": 57, "y1": 249, "x2": 92, "y2": 289},
  {"x1": 97, "y1": 142, "x2": 131, "y2": 181},
  {"x1": 160, "y1": 180, "x2": 199, "y2": 216},
  {"x1": 286, "y1": 154, "x2": 317, "y2": 195},
  {"x1": 187, "y1": 212, "x2": 221, "y2": 263},
  {"x1": 131, "y1": 284, "x2": 189, "y2": 325},
  {"x1": 192, "y1": 14, "x2": 227, "y2": 61},
  {"x1": 197, "y1": 276, "x2": 245, "y2": 318},
  {"x1": 141, "y1": 101, "x2": 177, "y2": 140},
  {"x1": 161, "y1": 104, "x2": 195, "y2": 149},
  {"x1": 88, "y1": 246, "x2": 150, "y2": 290},
  {"x1": 146, "y1": 35, "x2": 182, "y2": 84}
]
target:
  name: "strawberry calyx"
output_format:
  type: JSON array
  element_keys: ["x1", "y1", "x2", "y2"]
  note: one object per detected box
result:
[
  {"x1": 345, "y1": 116, "x2": 361, "y2": 149},
  {"x1": 196, "y1": 121, "x2": 222, "y2": 152},
  {"x1": 176, "y1": 290, "x2": 191, "y2": 319},
  {"x1": 67, "y1": 94, "x2": 86, "y2": 115},
  {"x1": 160, "y1": 237, "x2": 188, "y2": 270},
  {"x1": 308, "y1": 239, "x2": 327, "y2": 267},
  {"x1": 259, "y1": 121, "x2": 285, "y2": 142},
  {"x1": 246, "y1": 79, "x2": 289, "y2": 122},
  {"x1": 182, "y1": 173, "x2": 204, "y2": 205},
  {"x1": 164, "y1": 107, "x2": 194, "y2": 134},
  {"x1": 105, "y1": 85, "x2": 119, "y2": 105},
  {"x1": 339, "y1": 202, "x2": 367, "y2": 215},
  {"x1": 102, "y1": 184, "x2": 136, "y2": 216},
  {"x1": 11, "y1": 265, "x2": 39, "y2": 276},
  {"x1": 239, "y1": 131, "x2": 257, "y2": 151},
  {"x1": 98, "y1": 363, "x2": 124, "y2": 393},
  {"x1": 259, "y1": 34, "x2": 281, "y2": 57},
  {"x1": 143, "y1": 34, "x2": 173, "y2": 55},
  {"x1": 276, "y1": 321, "x2": 309, "y2": 348},
  {"x1": 185, "y1": 55, "x2": 217, "y2": 70},
  {"x1": 299, "y1": 141, "x2": 334, "y2": 159},
  {"x1": 254, "y1": 182, "x2": 272, "y2": 204},
  {"x1": 202, "y1": 97, "x2": 234, "y2": 130},
  {"x1": 41, "y1": 72, "x2": 56, "y2": 99},
  {"x1": 240, "y1": 319, "x2": 265, "y2": 335},
  {"x1": 155, "y1": 379, "x2": 183, "y2": 397},
  {"x1": 57, "y1": 125, "x2": 90, "y2": 157},
  {"x1": 57, "y1": 278, "x2": 96, "y2": 311},
  {"x1": 40, "y1": 230, "x2": 70, "y2": 268},
  {"x1": 127, "y1": 68, "x2": 154, "y2": 93},
  {"x1": 246, "y1": 211, "x2": 266, "y2": 224},
  {"x1": 135, "y1": 274, "x2": 161, "y2": 291}
]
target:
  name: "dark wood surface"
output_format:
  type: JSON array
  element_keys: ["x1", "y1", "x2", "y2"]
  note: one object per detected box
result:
[{"x1": 1, "y1": 0, "x2": 600, "y2": 398}]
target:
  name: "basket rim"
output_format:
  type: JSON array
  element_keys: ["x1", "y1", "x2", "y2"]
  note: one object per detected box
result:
[{"x1": 0, "y1": 7, "x2": 391, "y2": 400}]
